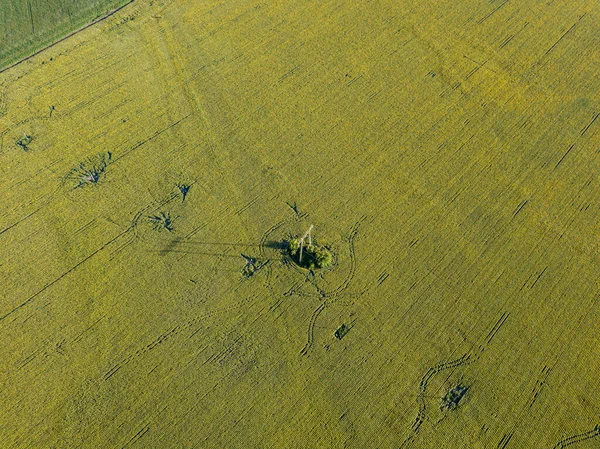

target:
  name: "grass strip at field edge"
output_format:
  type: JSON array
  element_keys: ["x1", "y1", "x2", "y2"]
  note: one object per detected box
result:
[{"x1": 0, "y1": 0, "x2": 135, "y2": 75}]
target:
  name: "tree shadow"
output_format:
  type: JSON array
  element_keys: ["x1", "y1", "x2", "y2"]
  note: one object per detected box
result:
[{"x1": 263, "y1": 240, "x2": 288, "y2": 250}]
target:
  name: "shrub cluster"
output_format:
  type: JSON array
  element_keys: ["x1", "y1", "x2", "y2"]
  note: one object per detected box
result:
[{"x1": 288, "y1": 238, "x2": 332, "y2": 269}]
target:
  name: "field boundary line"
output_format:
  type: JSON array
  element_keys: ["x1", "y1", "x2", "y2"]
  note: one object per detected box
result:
[{"x1": 0, "y1": 0, "x2": 135, "y2": 75}]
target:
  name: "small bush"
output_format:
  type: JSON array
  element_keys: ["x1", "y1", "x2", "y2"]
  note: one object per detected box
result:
[{"x1": 288, "y1": 238, "x2": 300, "y2": 256}]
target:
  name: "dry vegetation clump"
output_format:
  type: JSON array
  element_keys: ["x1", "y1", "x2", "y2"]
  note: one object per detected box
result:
[
  {"x1": 176, "y1": 183, "x2": 191, "y2": 201},
  {"x1": 148, "y1": 211, "x2": 174, "y2": 232},
  {"x1": 240, "y1": 254, "x2": 268, "y2": 279},
  {"x1": 65, "y1": 151, "x2": 112, "y2": 188},
  {"x1": 15, "y1": 134, "x2": 33, "y2": 151}
]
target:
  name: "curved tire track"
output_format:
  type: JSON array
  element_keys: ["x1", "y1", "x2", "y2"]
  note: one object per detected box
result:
[
  {"x1": 551, "y1": 425, "x2": 600, "y2": 449},
  {"x1": 300, "y1": 217, "x2": 366, "y2": 355}
]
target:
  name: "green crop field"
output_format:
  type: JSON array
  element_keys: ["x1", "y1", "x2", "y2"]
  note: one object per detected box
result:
[
  {"x1": 1, "y1": 0, "x2": 600, "y2": 447},
  {"x1": 0, "y1": 0, "x2": 130, "y2": 70}
]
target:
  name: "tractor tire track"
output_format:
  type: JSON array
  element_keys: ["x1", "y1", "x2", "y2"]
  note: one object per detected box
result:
[
  {"x1": 299, "y1": 217, "x2": 366, "y2": 355},
  {"x1": 400, "y1": 311, "x2": 510, "y2": 448},
  {"x1": 299, "y1": 302, "x2": 327, "y2": 356},
  {"x1": 328, "y1": 216, "x2": 365, "y2": 297},
  {"x1": 0, "y1": 227, "x2": 130, "y2": 323},
  {"x1": 551, "y1": 425, "x2": 600, "y2": 449},
  {"x1": 104, "y1": 296, "x2": 255, "y2": 381},
  {"x1": 0, "y1": 187, "x2": 185, "y2": 324},
  {"x1": 400, "y1": 353, "x2": 473, "y2": 448}
]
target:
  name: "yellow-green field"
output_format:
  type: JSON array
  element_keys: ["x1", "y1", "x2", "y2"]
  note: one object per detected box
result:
[{"x1": 1, "y1": 0, "x2": 600, "y2": 447}]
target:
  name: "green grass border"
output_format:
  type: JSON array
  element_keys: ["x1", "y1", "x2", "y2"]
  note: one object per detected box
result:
[{"x1": 0, "y1": 0, "x2": 133, "y2": 73}]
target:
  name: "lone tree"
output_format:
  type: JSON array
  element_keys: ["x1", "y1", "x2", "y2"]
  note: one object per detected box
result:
[{"x1": 288, "y1": 225, "x2": 333, "y2": 269}]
